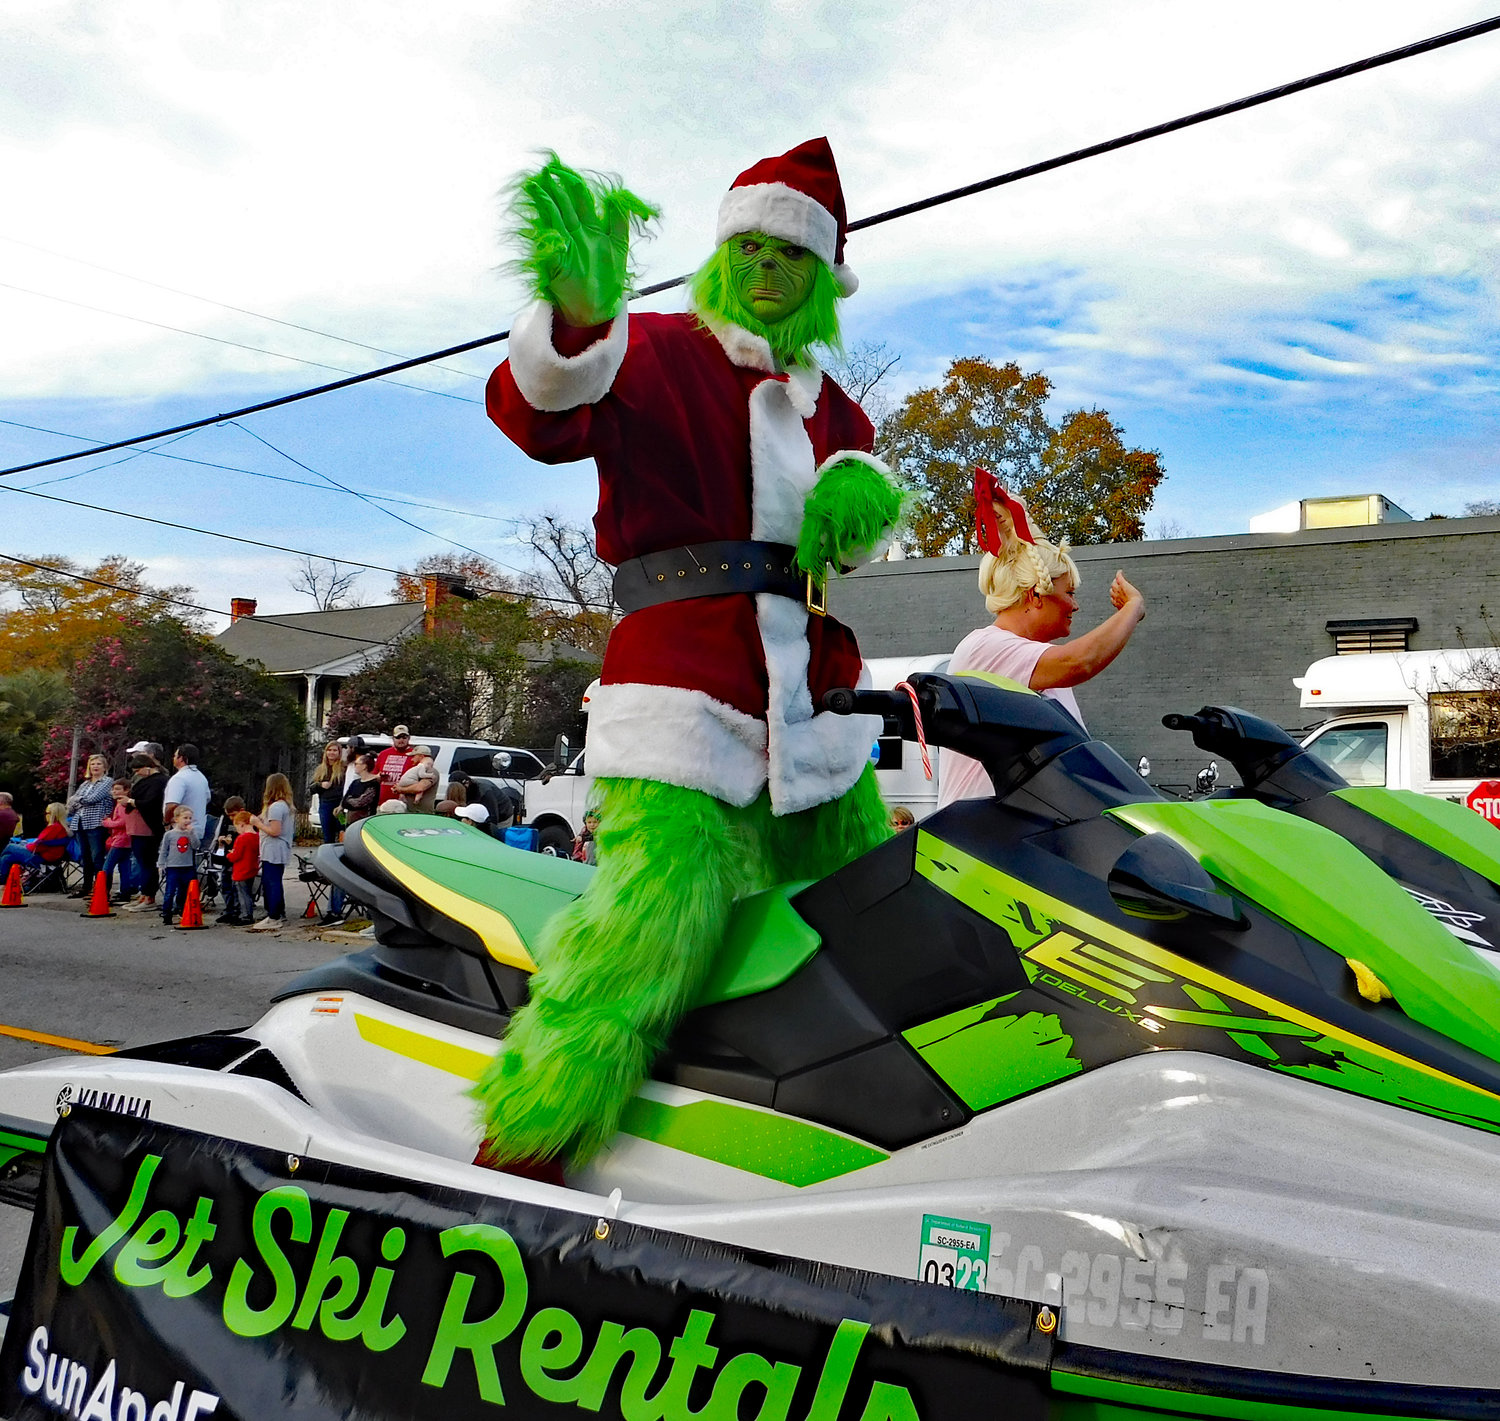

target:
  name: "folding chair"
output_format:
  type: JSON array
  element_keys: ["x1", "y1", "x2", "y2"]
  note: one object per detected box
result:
[
  {"x1": 296, "y1": 852, "x2": 334, "y2": 919},
  {"x1": 21, "y1": 857, "x2": 72, "y2": 895}
]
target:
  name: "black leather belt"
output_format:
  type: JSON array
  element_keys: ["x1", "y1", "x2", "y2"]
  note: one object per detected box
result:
[{"x1": 613, "y1": 540, "x2": 824, "y2": 614}]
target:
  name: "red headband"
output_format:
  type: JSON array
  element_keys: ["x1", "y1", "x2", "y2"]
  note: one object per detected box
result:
[{"x1": 974, "y1": 468, "x2": 1036, "y2": 553}]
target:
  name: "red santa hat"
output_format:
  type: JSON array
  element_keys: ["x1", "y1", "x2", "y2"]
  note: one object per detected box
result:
[{"x1": 715, "y1": 137, "x2": 859, "y2": 296}]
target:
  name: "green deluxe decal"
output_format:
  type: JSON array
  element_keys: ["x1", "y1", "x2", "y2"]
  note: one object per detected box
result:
[
  {"x1": 0, "y1": 1125, "x2": 46, "y2": 1172},
  {"x1": 618, "y1": 1097, "x2": 888, "y2": 1187}
]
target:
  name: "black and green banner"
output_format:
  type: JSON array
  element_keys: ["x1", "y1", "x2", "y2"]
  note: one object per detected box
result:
[{"x1": 0, "y1": 1109, "x2": 1051, "y2": 1420}]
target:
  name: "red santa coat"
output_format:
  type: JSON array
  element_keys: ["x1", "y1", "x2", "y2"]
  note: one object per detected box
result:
[{"x1": 488, "y1": 300, "x2": 886, "y2": 814}]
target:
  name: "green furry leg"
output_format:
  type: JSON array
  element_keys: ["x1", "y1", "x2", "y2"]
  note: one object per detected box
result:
[
  {"x1": 762, "y1": 764, "x2": 893, "y2": 884},
  {"x1": 472, "y1": 767, "x2": 890, "y2": 1169},
  {"x1": 472, "y1": 777, "x2": 768, "y2": 1166}
]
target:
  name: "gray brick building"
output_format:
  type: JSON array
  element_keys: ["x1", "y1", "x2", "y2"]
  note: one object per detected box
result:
[{"x1": 834, "y1": 512, "x2": 1500, "y2": 792}]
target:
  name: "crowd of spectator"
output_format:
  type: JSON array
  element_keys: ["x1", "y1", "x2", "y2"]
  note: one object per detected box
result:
[
  {"x1": 0, "y1": 721, "x2": 597, "y2": 926},
  {"x1": 0, "y1": 741, "x2": 297, "y2": 930}
]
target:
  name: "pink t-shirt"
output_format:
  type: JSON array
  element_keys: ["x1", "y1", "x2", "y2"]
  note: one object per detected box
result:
[{"x1": 936, "y1": 625, "x2": 1085, "y2": 809}]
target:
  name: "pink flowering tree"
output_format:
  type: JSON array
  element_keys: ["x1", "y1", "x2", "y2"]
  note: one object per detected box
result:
[{"x1": 38, "y1": 617, "x2": 303, "y2": 805}]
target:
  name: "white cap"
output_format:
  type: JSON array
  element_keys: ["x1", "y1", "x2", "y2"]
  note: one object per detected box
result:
[
  {"x1": 124, "y1": 741, "x2": 154, "y2": 754},
  {"x1": 456, "y1": 803, "x2": 489, "y2": 824}
]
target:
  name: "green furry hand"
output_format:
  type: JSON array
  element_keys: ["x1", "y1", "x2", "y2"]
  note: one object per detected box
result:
[
  {"x1": 512, "y1": 154, "x2": 658, "y2": 328},
  {"x1": 796, "y1": 457, "x2": 905, "y2": 590}
]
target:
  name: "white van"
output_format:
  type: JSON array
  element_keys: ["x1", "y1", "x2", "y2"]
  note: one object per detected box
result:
[{"x1": 1295, "y1": 650, "x2": 1500, "y2": 802}]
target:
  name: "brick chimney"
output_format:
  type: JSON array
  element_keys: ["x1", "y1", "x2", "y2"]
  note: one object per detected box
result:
[
  {"x1": 230, "y1": 598, "x2": 257, "y2": 623},
  {"x1": 423, "y1": 574, "x2": 478, "y2": 635}
]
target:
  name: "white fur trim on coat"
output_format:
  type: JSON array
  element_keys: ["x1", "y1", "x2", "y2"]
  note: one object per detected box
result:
[
  {"x1": 747, "y1": 376, "x2": 878, "y2": 813},
  {"x1": 507, "y1": 299, "x2": 629, "y2": 412},
  {"x1": 748, "y1": 379, "x2": 820, "y2": 545},
  {"x1": 757, "y1": 592, "x2": 879, "y2": 815},
  {"x1": 690, "y1": 311, "x2": 826, "y2": 421},
  {"x1": 586, "y1": 682, "x2": 769, "y2": 808},
  {"x1": 716, "y1": 183, "x2": 838, "y2": 266}
]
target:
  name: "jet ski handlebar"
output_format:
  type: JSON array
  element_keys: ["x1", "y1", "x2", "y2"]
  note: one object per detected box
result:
[
  {"x1": 1163, "y1": 705, "x2": 1347, "y2": 800},
  {"x1": 824, "y1": 673, "x2": 1090, "y2": 793}
]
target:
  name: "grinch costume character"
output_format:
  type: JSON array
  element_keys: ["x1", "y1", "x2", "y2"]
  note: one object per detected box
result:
[{"x1": 479, "y1": 138, "x2": 903, "y2": 1172}]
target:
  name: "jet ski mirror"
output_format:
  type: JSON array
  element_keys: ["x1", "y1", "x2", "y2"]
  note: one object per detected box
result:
[
  {"x1": 1195, "y1": 761, "x2": 1220, "y2": 796},
  {"x1": 1137, "y1": 756, "x2": 1151, "y2": 780},
  {"x1": 1108, "y1": 832, "x2": 1245, "y2": 928}
]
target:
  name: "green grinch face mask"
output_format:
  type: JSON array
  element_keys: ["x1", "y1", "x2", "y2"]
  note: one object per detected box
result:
[{"x1": 727, "y1": 233, "x2": 818, "y2": 324}]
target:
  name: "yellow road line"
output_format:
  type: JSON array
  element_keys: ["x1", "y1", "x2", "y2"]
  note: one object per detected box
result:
[{"x1": 0, "y1": 1022, "x2": 114, "y2": 1055}]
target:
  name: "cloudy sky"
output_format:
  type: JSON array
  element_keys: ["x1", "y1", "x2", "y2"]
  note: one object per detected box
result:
[{"x1": 3, "y1": 0, "x2": 1499, "y2": 624}]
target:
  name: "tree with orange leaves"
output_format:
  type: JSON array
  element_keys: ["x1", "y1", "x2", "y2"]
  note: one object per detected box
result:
[
  {"x1": 881, "y1": 356, "x2": 1162, "y2": 554},
  {"x1": 388, "y1": 552, "x2": 514, "y2": 603},
  {"x1": 0, "y1": 555, "x2": 203, "y2": 677}
]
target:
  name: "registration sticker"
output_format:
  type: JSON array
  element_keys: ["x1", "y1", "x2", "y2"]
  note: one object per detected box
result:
[{"x1": 919, "y1": 1213, "x2": 991, "y2": 1291}]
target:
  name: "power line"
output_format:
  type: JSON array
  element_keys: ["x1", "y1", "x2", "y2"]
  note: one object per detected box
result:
[
  {"x1": 0, "y1": 230, "x2": 488, "y2": 382},
  {"x1": 0, "y1": 483, "x2": 613, "y2": 611},
  {"x1": 0, "y1": 415, "x2": 518, "y2": 520},
  {"x1": 842, "y1": 13, "x2": 1500, "y2": 234},
  {"x1": 0, "y1": 278, "x2": 479, "y2": 404},
  {"x1": 222, "y1": 421, "x2": 524, "y2": 577},
  {"x1": 0, "y1": 553, "x2": 411, "y2": 650},
  {"x1": 3, "y1": 9, "x2": 1498, "y2": 484}
]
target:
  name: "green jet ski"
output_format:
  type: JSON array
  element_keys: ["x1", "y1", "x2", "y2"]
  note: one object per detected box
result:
[{"x1": 5, "y1": 671, "x2": 1500, "y2": 1417}]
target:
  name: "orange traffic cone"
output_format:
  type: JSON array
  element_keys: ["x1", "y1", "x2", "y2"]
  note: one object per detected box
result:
[
  {"x1": 0, "y1": 864, "x2": 25, "y2": 908},
  {"x1": 80, "y1": 870, "x2": 116, "y2": 918},
  {"x1": 302, "y1": 896, "x2": 319, "y2": 919},
  {"x1": 174, "y1": 878, "x2": 207, "y2": 931}
]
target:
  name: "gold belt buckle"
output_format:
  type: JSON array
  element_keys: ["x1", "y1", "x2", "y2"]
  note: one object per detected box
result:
[{"x1": 805, "y1": 570, "x2": 827, "y2": 617}]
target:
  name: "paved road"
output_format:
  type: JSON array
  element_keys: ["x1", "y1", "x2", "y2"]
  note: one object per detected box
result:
[{"x1": 0, "y1": 879, "x2": 364, "y2": 1337}]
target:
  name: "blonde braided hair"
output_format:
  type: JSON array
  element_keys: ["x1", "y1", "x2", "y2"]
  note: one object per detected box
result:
[{"x1": 977, "y1": 496, "x2": 1078, "y2": 614}]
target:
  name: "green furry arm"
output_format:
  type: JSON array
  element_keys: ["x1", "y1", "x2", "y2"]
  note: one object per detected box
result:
[
  {"x1": 796, "y1": 457, "x2": 906, "y2": 590},
  {"x1": 510, "y1": 153, "x2": 658, "y2": 327}
]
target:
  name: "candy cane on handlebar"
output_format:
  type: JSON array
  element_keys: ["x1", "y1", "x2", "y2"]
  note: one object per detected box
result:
[{"x1": 893, "y1": 681, "x2": 933, "y2": 781}]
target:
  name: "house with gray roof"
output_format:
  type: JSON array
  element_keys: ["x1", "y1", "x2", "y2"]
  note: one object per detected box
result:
[
  {"x1": 214, "y1": 598, "x2": 427, "y2": 730},
  {"x1": 214, "y1": 585, "x2": 600, "y2": 738}
]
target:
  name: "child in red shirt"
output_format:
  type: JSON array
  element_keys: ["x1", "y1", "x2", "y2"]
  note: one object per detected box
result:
[{"x1": 224, "y1": 810, "x2": 260, "y2": 926}]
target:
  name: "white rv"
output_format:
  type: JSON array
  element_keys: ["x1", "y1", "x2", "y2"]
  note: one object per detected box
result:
[{"x1": 1296, "y1": 650, "x2": 1500, "y2": 802}]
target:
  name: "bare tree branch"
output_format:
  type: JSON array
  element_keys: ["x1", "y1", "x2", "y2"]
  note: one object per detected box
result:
[
  {"x1": 290, "y1": 556, "x2": 364, "y2": 611},
  {"x1": 826, "y1": 340, "x2": 901, "y2": 427},
  {"x1": 514, "y1": 513, "x2": 617, "y2": 659}
]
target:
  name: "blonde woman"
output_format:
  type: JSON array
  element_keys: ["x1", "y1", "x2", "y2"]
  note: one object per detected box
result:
[
  {"x1": 66, "y1": 752, "x2": 115, "y2": 893},
  {"x1": 0, "y1": 803, "x2": 71, "y2": 880},
  {"x1": 938, "y1": 474, "x2": 1145, "y2": 809},
  {"x1": 309, "y1": 741, "x2": 346, "y2": 844},
  {"x1": 248, "y1": 773, "x2": 295, "y2": 930}
]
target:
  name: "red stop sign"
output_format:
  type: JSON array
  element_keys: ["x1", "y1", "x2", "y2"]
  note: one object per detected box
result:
[{"x1": 1467, "y1": 780, "x2": 1500, "y2": 826}]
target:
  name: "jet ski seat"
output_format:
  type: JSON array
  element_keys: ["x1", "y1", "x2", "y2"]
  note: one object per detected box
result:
[{"x1": 313, "y1": 814, "x2": 824, "y2": 1018}]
